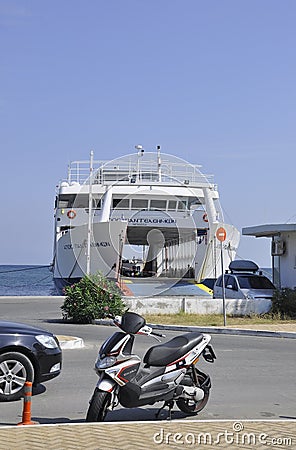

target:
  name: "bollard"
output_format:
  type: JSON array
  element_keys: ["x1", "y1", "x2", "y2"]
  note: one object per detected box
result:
[{"x1": 17, "y1": 381, "x2": 39, "y2": 425}]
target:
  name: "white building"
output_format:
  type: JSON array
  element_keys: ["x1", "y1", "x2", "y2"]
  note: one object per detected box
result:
[{"x1": 242, "y1": 224, "x2": 296, "y2": 289}]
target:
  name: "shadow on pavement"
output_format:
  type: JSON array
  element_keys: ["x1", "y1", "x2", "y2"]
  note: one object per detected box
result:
[
  {"x1": 9, "y1": 407, "x2": 189, "y2": 426},
  {"x1": 32, "y1": 384, "x2": 46, "y2": 397}
]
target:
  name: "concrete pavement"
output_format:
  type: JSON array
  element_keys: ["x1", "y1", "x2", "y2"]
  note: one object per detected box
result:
[
  {"x1": 2, "y1": 323, "x2": 296, "y2": 449},
  {"x1": 1, "y1": 296, "x2": 296, "y2": 449}
]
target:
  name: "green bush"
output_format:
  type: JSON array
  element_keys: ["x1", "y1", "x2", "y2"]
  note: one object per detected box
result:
[
  {"x1": 271, "y1": 288, "x2": 296, "y2": 319},
  {"x1": 61, "y1": 273, "x2": 126, "y2": 323}
]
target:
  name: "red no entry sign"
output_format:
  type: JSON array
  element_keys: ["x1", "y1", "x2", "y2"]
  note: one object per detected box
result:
[{"x1": 216, "y1": 227, "x2": 227, "y2": 242}]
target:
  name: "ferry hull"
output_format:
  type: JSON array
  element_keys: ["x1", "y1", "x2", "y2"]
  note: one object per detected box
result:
[{"x1": 53, "y1": 221, "x2": 127, "y2": 294}]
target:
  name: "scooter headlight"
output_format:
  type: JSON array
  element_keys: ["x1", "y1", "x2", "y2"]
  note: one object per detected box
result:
[{"x1": 95, "y1": 356, "x2": 116, "y2": 371}]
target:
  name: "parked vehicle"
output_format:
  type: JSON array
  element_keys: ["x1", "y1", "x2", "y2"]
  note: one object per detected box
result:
[
  {"x1": 86, "y1": 311, "x2": 216, "y2": 422},
  {"x1": 213, "y1": 260, "x2": 275, "y2": 300},
  {"x1": 0, "y1": 321, "x2": 62, "y2": 401}
]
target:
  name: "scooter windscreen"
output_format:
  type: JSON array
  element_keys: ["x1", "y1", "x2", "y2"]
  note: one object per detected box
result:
[{"x1": 119, "y1": 312, "x2": 146, "y2": 334}]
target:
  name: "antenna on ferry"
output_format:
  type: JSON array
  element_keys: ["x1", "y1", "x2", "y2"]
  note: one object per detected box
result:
[
  {"x1": 157, "y1": 145, "x2": 162, "y2": 182},
  {"x1": 135, "y1": 145, "x2": 144, "y2": 182},
  {"x1": 135, "y1": 144, "x2": 144, "y2": 156}
]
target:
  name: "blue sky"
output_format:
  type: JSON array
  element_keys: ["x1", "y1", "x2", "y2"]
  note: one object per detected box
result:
[{"x1": 1, "y1": 0, "x2": 295, "y2": 267}]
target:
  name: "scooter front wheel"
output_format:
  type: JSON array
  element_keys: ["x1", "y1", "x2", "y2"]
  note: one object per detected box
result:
[
  {"x1": 86, "y1": 388, "x2": 111, "y2": 422},
  {"x1": 177, "y1": 373, "x2": 210, "y2": 415}
]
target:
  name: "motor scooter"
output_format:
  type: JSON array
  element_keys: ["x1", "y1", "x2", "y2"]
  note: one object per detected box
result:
[{"x1": 86, "y1": 311, "x2": 216, "y2": 421}]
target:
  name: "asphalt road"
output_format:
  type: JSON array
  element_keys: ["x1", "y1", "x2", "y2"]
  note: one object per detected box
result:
[{"x1": 0, "y1": 296, "x2": 295, "y2": 425}]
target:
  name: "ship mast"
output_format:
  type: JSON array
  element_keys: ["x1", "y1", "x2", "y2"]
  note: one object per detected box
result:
[
  {"x1": 86, "y1": 150, "x2": 94, "y2": 276},
  {"x1": 157, "y1": 145, "x2": 162, "y2": 182}
]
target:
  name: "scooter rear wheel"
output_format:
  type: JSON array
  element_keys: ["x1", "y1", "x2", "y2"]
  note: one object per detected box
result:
[
  {"x1": 86, "y1": 388, "x2": 111, "y2": 422},
  {"x1": 176, "y1": 373, "x2": 210, "y2": 415}
]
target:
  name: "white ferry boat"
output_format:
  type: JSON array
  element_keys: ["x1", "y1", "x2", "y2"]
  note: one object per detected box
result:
[{"x1": 52, "y1": 146, "x2": 240, "y2": 294}]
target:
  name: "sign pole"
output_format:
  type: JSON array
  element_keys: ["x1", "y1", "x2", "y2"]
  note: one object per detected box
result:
[
  {"x1": 220, "y1": 241, "x2": 226, "y2": 326},
  {"x1": 216, "y1": 227, "x2": 227, "y2": 327}
]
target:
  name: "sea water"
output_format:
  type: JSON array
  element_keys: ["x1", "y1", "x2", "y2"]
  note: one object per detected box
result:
[
  {"x1": 0, "y1": 265, "x2": 57, "y2": 296},
  {"x1": 0, "y1": 265, "x2": 273, "y2": 297}
]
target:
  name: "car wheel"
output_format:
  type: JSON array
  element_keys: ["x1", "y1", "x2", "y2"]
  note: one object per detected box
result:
[{"x1": 0, "y1": 352, "x2": 34, "y2": 402}]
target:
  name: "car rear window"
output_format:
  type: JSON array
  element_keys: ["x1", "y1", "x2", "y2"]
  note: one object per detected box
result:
[{"x1": 237, "y1": 275, "x2": 275, "y2": 289}]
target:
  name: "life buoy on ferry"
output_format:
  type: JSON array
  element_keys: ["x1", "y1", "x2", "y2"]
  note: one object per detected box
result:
[
  {"x1": 67, "y1": 209, "x2": 76, "y2": 219},
  {"x1": 203, "y1": 213, "x2": 208, "y2": 222}
]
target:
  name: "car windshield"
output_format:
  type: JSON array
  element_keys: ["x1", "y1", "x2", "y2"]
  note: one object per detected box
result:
[{"x1": 237, "y1": 275, "x2": 275, "y2": 289}]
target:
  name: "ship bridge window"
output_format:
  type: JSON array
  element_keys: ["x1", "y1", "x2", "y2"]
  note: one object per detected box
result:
[
  {"x1": 58, "y1": 194, "x2": 101, "y2": 209},
  {"x1": 95, "y1": 198, "x2": 102, "y2": 208},
  {"x1": 168, "y1": 200, "x2": 177, "y2": 211},
  {"x1": 188, "y1": 197, "x2": 201, "y2": 208},
  {"x1": 58, "y1": 194, "x2": 76, "y2": 208},
  {"x1": 113, "y1": 198, "x2": 130, "y2": 209},
  {"x1": 75, "y1": 195, "x2": 89, "y2": 208},
  {"x1": 177, "y1": 198, "x2": 187, "y2": 210},
  {"x1": 131, "y1": 199, "x2": 148, "y2": 209},
  {"x1": 150, "y1": 199, "x2": 167, "y2": 210},
  {"x1": 75, "y1": 195, "x2": 101, "y2": 208}
]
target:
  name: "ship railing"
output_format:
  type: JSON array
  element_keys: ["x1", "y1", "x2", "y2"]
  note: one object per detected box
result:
[{"x1": 66, "y1": 158, "x2": 215, "y2": 186}]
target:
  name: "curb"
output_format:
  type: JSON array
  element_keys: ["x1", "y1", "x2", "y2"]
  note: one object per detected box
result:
[
  {"x1": 56, "y1": 335, "x2": 84, "y2": 349},
  {"x1": 148, "y1": 324, "x2": 296, "y2": 339},
  {"x1": 95, "y1": 319, "x2": 296, "y2": 339}
]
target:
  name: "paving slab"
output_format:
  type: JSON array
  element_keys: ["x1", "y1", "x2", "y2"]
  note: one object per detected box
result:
[{"x1": 0, "y1": 420, "x2": 295, "y2": 449}]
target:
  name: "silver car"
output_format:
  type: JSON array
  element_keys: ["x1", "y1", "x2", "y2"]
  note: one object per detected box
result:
[{"x1": 213, "y1": 260, "x2": 275, "y2": 300}]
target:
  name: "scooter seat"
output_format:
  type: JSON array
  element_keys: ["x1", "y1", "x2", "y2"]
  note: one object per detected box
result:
[{"x1": 143, "y1": 332, "x2": 203, "y2": 367}]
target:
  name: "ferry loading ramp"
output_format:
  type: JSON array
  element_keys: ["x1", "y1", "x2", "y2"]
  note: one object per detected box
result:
[{"x1": 118, "y1": 277, "x2": 212, "y2": 297}]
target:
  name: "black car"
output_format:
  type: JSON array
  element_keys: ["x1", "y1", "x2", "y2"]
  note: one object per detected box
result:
[{"x1": 0, "y1": 320, "x2": 62, "y2": 401}]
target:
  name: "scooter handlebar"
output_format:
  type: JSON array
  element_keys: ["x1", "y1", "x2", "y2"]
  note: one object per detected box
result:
[
  {"x1": 151, "y1": 331, "x2": 166, "y2": 338},
  {"x1": 137, "y1": 326, "x2": 166, "y2": 339}
]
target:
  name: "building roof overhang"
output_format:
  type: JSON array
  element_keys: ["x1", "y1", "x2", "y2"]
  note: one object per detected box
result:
[{"x1": 242, "y1": 223, "x2": 296, "y2": 238}]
